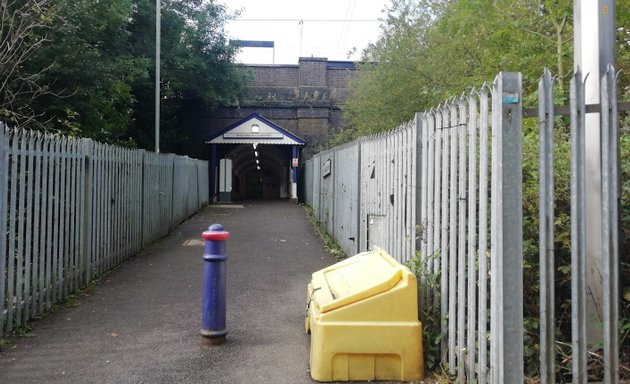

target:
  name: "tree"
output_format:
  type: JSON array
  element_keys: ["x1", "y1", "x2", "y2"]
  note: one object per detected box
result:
[
  {"x1": 127, "y1": 0, "x2": 247, "y2": 153},
  {"x1": 27, "y1": 0, "x2": 147, "y2": 141},
  {"x1": 0, "y1": 0, "x2": 55, "y2": 126},
  {"x1": 3, "y1": 0, "x2": 246, "y2": 152},
  {"x1": 342, "y1": 0, "x2": 574, "y2": 140},
  {"x1": 337, "y1": 0, "x2": 444, "y2": 141}
]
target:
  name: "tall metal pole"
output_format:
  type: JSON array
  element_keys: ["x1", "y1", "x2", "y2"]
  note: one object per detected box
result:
[
  {"x1": 298, "y1": 20, "x2": 304, "y2": 58},
  {"x1": 155, "y1": 0, "x2": 161, "y2": 153},
  {"x1": 573, "y1": 0, "x2": 616, "y2": 346}
]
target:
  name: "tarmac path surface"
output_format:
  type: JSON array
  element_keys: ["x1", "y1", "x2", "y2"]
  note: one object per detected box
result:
[{"x1": 0, "y1": 201, "x2": 336, "y2": 384}]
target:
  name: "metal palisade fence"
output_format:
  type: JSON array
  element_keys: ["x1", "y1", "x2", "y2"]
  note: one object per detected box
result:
[
  {"x1": 0, "y1": 127, "x2": 209, "y2": 335},
  {"x1": 303, "y1": 70, "x2": 621, "y2": 383},
  {"x1": 305, "y1": 124, "x2": 417, "y2": 262}
]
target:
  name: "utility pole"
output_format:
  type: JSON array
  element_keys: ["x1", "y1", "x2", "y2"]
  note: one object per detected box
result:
[{"x1": 299, "y1": 19, "x2": 304, "y2": 58}]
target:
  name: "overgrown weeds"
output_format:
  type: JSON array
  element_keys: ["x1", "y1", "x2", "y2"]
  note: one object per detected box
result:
[
  {"x1": 405, "y1": 251, "x2": 453, "y2": 381},
  {"x1": 302, "y1": 204, "x2": 346, "y2": 260}
]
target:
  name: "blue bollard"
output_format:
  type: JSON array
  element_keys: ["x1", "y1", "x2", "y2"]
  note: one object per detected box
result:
[{"x1": 200, "y1": 223, "x2": 230, "y2": 344}]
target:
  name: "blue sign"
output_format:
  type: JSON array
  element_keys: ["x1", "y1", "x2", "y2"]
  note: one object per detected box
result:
[{"x1": 230, "y1": 40, "x2": 274, "y2": 48}]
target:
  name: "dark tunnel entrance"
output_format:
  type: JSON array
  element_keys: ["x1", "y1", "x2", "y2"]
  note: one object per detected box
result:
[
  {"x1": 223, "y1": 144, "x2": 293, "y2": 200},
  {"x1": 205, "y1": 114, "x2": 305, "y2": 202}
]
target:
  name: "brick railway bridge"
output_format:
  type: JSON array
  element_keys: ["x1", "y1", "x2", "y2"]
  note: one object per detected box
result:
[{"x1": 190, "y1": 57, "x2": 358, "y2": 202}]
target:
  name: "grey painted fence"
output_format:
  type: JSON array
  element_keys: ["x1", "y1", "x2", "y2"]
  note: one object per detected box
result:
[
  {"x1": 0, "y1": 127, "x2": 209, "y2": 335},
  {"x1": 303, "y1": 70, "x2": 621, "y2": 383},
  {"x1": 306, "y1": 125, "x2": 417, "y2": 262}
]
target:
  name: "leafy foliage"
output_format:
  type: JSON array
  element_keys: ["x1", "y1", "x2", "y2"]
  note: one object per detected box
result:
[
  {"x1": 27, "y1": 0, "x2": 146, "y2": 141},
  {"x1": 127, "y1": 0, "x2": 247, "y2": 151},
  {"x1": 338, "y1": 0, "x2": 630, "y2": 380},
  {"x1": 404, "y1": 250, "x2": 447, "y2": 374},
  {"x1": 5, "y1": 0, "x2": 246, "y2": 151},
  {"x1": 341, "y1": 0, "x2": 574, "y2": 141},
  {"x1": 0, "y1": 1, "x2": 56, "y2": 126}
]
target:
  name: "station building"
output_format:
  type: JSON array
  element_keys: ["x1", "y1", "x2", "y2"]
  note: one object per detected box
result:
[{"x1": 204, "y1": 57, "x2": 357, "y2": 201}]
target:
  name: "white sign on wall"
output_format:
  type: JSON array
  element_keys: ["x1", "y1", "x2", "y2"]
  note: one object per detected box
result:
[{"x1": 322, "y1": 159, "x2": 331, "y2": 178}]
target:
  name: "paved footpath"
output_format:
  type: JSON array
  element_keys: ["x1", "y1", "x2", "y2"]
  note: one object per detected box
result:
[{"x1": 0, "y1": 201, "x2": 336, "y2": 384}]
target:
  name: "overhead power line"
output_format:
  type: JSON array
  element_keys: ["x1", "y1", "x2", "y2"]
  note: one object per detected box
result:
[
  {"x1": 337, "y1": 0, "x2": 358, "y2": 55},
  {"x1": 233, "y1": 18, "x2": 377, "y2": 22}
]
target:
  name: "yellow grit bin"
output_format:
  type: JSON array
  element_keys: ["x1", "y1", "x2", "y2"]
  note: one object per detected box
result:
[{"x1": 305, "y1": 247, "x2": 424, "y2": 382}]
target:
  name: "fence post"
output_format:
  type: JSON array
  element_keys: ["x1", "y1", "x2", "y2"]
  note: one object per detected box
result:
[
  {"x1": 415, "y1": 113, "x2": 427, "y2": 312},
  {"x1": 81, "y1": 138, "x2": 94, "y2": 284},
  {"x1": 356, "y1": 141, "x2": 362, "y2": 255},
  {"x1": 490, "y1": 72, "x2": 523, "y2": 384},
  {"x1": 169, "y1": 153, "x2": 175, "y2": 231},
  {"x1": 0, "y1": 124, "x2": 6, "y2": 335},
  {"x1": 477, "y1": 86, "x2": 491, "y2": 383},
  {"x1": 601, "y1": 65, "x2": 620, "y2": 384},
  {"x1": 139, "y1": 149, "x2": 146, "y2": 248},
  {"x1": 329, "y1": 150, "x2": 336, "y2": 236},
  {"x1": 538, "y1": 69, "x2": 556, "y2": 384},
  {"x1": 570, "y1": 68, "x2": 588, "y2": 383},
  {"x1": 466, "y1": 90, "x2": 479, "y2": 381},
  {"x1": 448, "y1": 102, "x2": 458, "y2": 373},
  {"x1": 439, "y1": 106, "x2": 450, "y2": 360},
  {"x1": 415, "y1": 113, "x2": 424, "y2": 259},
  {"x1": 456, "y1": 97, "x2": 468, "y2": 380}
]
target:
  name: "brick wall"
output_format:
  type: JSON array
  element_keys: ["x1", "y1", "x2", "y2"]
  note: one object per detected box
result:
[
  {"x1": 208, "y1": 57, "x2": 357, "y2": 158},
  {"x1": 245, "y1": 65, "x2": 299, "y2": 87},
  {"x1": 299, "y1": 57, "x2": 327, "y2": 87}
]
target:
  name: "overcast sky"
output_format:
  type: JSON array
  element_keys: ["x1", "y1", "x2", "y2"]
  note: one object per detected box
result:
[{"x1": 223, "y1": 0, "x2": 390, "y2": 65}]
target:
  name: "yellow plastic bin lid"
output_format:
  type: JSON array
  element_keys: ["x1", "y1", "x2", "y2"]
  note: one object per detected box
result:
[{"x1": 313, "y1": 247, "x2": 403, "y2": 313}]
